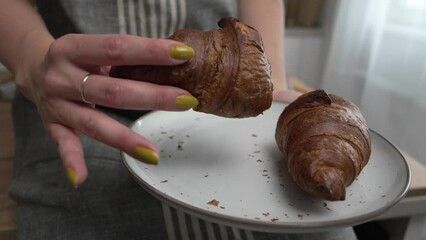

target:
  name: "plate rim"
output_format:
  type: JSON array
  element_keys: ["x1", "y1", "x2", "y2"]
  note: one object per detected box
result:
[{"x1": 122, "y1": 108, "x2": 411, "y2": 233}]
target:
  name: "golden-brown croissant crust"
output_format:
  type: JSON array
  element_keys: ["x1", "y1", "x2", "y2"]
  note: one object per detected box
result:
[
  {"x1": 109, "y1": 17, "x2": 273, "y2": 118},
  {"x1": 275, "y1": 89, "x2": 371, "y2": 201}
]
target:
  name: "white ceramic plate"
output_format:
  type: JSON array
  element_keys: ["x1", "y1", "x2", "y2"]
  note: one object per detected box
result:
[{"x1": 122, "y1": 102, "x2": 410, "y2": 233}]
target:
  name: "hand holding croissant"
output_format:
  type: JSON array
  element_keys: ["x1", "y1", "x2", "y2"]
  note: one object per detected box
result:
[{"x1": 110, "y1": 17, "x2": 273, "y2": 118}]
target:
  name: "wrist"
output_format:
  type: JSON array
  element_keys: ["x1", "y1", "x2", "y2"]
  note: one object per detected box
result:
[{"x1": 15, "y1": 30, "x2": 54, "y2": 101}]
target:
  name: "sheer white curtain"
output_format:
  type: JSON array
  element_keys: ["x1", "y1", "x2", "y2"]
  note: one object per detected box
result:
[{"x1": 321, "y1": 0, "x2": 426, "y2": 164}]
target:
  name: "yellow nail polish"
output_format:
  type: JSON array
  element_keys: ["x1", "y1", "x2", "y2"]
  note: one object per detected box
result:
[
  {"x1": 134, "y1": 147, "x2": 159, "y2": 165},
  {"x1": 169, "y1": 44, "x2": 195, "y2": 60},
  {"x1": 66, "y1": 168, "x2": 78, "y2": 188},
  {"x1": 175, "y1": 95, "x2": 199, "y2": 109}
]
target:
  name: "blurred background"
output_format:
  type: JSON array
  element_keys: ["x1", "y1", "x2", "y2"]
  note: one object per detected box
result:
[{"x1": 284, "y1": 0, "x2": 426, "y2": 166}]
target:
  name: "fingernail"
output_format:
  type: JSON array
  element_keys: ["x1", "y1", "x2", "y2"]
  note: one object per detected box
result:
[
  {"x1": 66, "y1": 168, "x2": 79, "y2": 188},
  {"x1": 134, "y1": 147, "x2": 159, "y2": 165},
  {"x1": 169, "y1": 44, "x2": 195, "y2": 60},
  {"x1": 175, "y1": 95, "x2": 199, "y2": 109}
]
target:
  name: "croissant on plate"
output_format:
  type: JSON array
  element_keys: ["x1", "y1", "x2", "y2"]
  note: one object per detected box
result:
[
  {"x1": 275, "y1": 89, "x2": 371, "y2": 201},
  {"x1": 109, "y1": 17, "x2": 273, "y2": 118}
]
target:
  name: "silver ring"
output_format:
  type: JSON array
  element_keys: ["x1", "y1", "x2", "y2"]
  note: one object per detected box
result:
[{"x1": 79, "y1": 73, "x2": 95, "y2": 106}]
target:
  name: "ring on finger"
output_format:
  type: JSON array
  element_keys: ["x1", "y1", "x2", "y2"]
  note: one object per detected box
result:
[{"x1": 79, "y1": 73, "x2": 95, "y2": 108}]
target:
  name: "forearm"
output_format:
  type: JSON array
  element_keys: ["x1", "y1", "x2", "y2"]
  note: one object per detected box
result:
[
  {"x1": 0, "y1": 0, "x2": 53, "y2": 75},
  {"x1": 238, "y1": 0, "x2": 287, "y2": 92}
]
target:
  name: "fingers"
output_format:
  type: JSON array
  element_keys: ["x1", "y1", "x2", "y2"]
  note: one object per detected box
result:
[
  {"x1": 78, "y1": 74, "x2": 199, "y2": 110},
  {"x1": 50, "y1": 34, "x2": 195, "y2": 66},
  {"x1": 37, "y1": 33, "x2": 198, "y2": 188},
  {"x1": 57, "y1": 100, "x2": 160, "y2": 164},
  {"x1": 42, "y1": 34, "x2": 199, "y2": 111},
  {"x1": 45, "y1": 99, "x2": 163, "y2": 187},
  {"x1": 47, "y1": 123, "x2": 88, "y2": 187},
  {"x1": 39, "y1": 66, "x2": 199, "y2": 112}
]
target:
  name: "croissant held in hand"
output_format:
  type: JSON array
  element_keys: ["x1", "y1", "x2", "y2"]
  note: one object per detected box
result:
[
  {"x1": 110, "y1": 17, "x2": 273, "y2": 118},
  {"x1": 275, "y1": 90, "x2": 371, "y2": 201}
]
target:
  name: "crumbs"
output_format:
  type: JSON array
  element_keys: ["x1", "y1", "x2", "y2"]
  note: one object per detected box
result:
[
  {"x1": 158, "y1": 130, "x2": 191, "y2": 158},
  {"x1": 323, "y1": 202, "x2": 333, "y2": 211},
  {"x1": 207, "y1": 199, "x2": 225, "y2": 209},
  {"x1": 176, "y1": 142, "x2": 184, "y2": 151},
  {"x1": 207, "y1": 199, "x2": 220, "y2": 206}
]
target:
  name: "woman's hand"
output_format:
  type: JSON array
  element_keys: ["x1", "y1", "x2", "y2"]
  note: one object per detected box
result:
[{"x1": 16, "y1": 33, "x2": 197, "y2": 187}]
